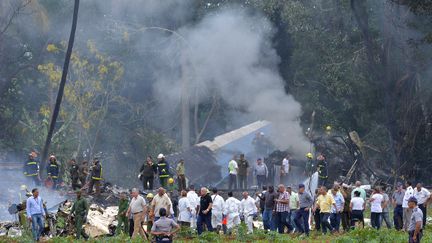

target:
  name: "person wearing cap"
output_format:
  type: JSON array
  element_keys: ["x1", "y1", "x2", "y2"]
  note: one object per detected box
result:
[
  {"x1": 176, "y1": 159, "x2": 187, "y2": 191},
  {"x1": 116, "y1": 192, "x2": 129, "y2": 235},
  {"x1": 253, "y1": 158, "x2": 268, "y2": 189},
  {"x1": 413, "y1": 183, "x2": 430, "y2": 226},
  {"x1": 24, "y1": 153, "x2": 40, "y2": 187},
  {"x1": 47, "y1": 155, "x2": 60, "y2": 189},
  {"x1": 88, "y1": 158, "x2": 102, "y2": 195},
  {"x1": 403, "y1": 181, "x2": 415, "y2": 231},
  {"x1": 392, "y1": 182, "x2": 405, "y2": 230},
  {"x1": 407, "y1": 196, "x2": 423, "y2": 243},
  {"x1": 157, "y1": 154, "x2": 170, "y2": 188},
  {"x1": 126, "y1": 188, "x2": 148, "y2": 239},
  {"x1": 70, "y1": 190, "x2": 89, "y2": 239},
  {"x1": 294, "y1": 184, "x2": 313, "y2": 236},
  {"x1": 146, "y1": 193, "x2": 155, "y2": 232}
]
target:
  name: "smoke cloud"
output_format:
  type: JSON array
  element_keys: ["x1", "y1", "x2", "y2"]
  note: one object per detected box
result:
[{"x1": 152, "y1": 8, "x2": 310, "y2": 156}]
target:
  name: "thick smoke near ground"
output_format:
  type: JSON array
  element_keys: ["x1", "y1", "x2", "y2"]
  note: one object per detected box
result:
[{"x1": 151, "y1": 9, "x2": 310, "y2": 156}]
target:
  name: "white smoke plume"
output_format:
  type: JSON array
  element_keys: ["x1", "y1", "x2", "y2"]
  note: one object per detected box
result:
[{"x1": 152, "y1": 9, "x2": 310, "y2": 156}]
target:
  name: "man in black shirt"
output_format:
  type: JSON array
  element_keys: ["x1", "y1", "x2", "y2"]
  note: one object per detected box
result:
[
  {"x1": 197, "y1": 187, "x2": 213, "y2": 235},
  {"x1": 69, "y1": 159, "x2": 80, "y2": 190}
]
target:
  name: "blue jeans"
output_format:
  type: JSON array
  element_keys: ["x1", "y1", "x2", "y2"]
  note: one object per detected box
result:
[
  {"x1": 294, "y1": 208, "x2": 310, "y2": 235},
  {"x1": 31, "y1": 214, "x2": 44, "y2": 241},
  {"x1": 330, "y1": 212, "x2": 341, "y2": 231},
  {"x1": 256, "y1": 175, "x2": 266, "y2": 189},
  {"x1": 275, "y1": 211, "x2": 292, "y2": 233},
  {"x1": 290, "y1": 210, "x2": 297, "y2": 231},
  {"x1": 320, "y1": 213, "x2": 333, "y2": 234},
  {"x1": 262, "y1": 209, "x2": 274, "y2": 230},
  {"x1": 197, "y1": 213, "x2": 213, "y2": 235}
]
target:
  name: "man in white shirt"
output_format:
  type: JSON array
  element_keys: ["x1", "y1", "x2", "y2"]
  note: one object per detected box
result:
[
  {"x1": 187, "y1": 185, "x2": 199, "y2": 229},
  {"x1": 228, "y1": 155, "x2": 238, "y2": 190},
  {"x1": 224, "y1": 191, "x2": 241, "y2": 231},
  {"x1": 414, "y1": 183, "x2": 431, "y2": 226},
  {"x1": 241, "y1": 191, "x2": 258, "y2": 233},
  {"x1": 210, "y1": 188, "x2": 225, "y2": 232},
  {"x1": 126, "y1": 188, "x2": 147, "y2": 239},
  {"x1": 281, "y1": 155, "x2": 290, "y2": 183},
  {"x1": 403, "y1": 181, "x2": 414, "y2": 231}
]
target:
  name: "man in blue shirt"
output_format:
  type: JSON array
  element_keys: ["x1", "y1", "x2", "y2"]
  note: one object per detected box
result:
[{"x1": 26, "y1": 188, "x2": 45, "y2": 241}]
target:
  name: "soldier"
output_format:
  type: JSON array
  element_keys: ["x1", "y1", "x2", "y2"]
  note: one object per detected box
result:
[
  {"x1": 70, "y1": 190, "x2": 89, "y2": 239},
  {"x1": 116, "y1": 192, "x2": 129, "y2": 235}
]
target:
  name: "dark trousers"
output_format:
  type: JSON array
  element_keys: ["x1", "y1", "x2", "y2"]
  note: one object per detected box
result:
[
  {"x1": 256, "y1": 175, "x2": 266, "y2": 189},
  {"x1": 129, "y1": 218, "x2": 134, "y2": 237},
  {"x1": 314, "y1": 209, "x2": 321, "y2": 231},
  {"x1": 294, "y1": 208, "x2": 310, "y2": 235},
  {"x1": 52, "y1": 178, "x2": 58, "y2": 189},
  {"x1": 394, "y1": 205, "x2": 403, "y2": 230},
  {"x1": 197, "y1": 213, "x2": 213, "y2": 235},
  {"x1": 142, "y1": 176, "x2": 153, "y2": 190},
  {"x1": 409, "y1": 230, "x2": 422, "y2": 243},
  {"x1": 79, "y1": 176, "x2": 86, "y2": 186},
  {"x1": 71, "y1": 177, "x2": 80, "y2": 190},
  {"x1": 87, "y1": 179, "x2": 101, "y2": 195},
  {"x1": 330, "y1": 212, "x2": 341, "y2": 231},
  {"x1": 341, "y1": 211, "x2": 351, "y2": 231},
  {"x1": 275, "y1": 211, "x2": 292, "y2": 233},
  {"x1": 320, "y1": 213, "x2": 333, "y2": 234},
  {"x1": 350, "y1": 210, "x2": 364, "y2": 228},
  {"x1": 228, "y1": 174, "x2": 237, "y2": 190},
  {"x1": 177, "y1": 175, "x2": 186, "y2": 191},
  {"x1": 237, "y1": 175, "x2": 247, "y2": 189},
  {"x1": 419, "y1": 204, "x2": 427, "y2": 226},
  {"x1": 159, "y1": 177, "x2": 168, "y2": 188},
  {"x1": 318, "y1": 176, "x2": 327, "y2": 187},
  {"x1": 370, "y1": 212, "x2": 381, "y2": 229}
]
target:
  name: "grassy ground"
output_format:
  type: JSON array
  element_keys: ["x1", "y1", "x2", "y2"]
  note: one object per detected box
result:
[{"x1": 1, "y1": 224, "x2": 431, "y2": 243}]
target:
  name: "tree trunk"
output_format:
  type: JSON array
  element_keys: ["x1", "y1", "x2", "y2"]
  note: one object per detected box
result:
[{"x1": 41, "y1": 0, "x2": 80, "y2": 172}]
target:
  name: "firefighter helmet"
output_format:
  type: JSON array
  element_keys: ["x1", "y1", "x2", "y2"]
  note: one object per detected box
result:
[
  {"x1": 168, "y1": 178, "x2": 174, "y2": 184},
  {"x1": 146, "y1": 193, "x2": 154, "y2": 198},
  {"x1": 306, "y1": 153, "x2": 313, "y2": 159}
]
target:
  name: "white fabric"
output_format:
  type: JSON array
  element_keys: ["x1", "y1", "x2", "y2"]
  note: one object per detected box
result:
[
  {"x1": 129, "y1": 195, "x2": 146, "y2": 214},
  {"x1": 211, "y1": 194, "x2": 225, "y2": 227},
  {"x1": 224, "y1": 197, "x2": 241, "y2": 229},
  {"x1": 370, "y1": 193, "x2": 384, "y2": 213},
  {"x1": 241, "y1": 196, "x2": 257, "y2": 216},
  {"x1": 403, "y1": 186, "x2": 414, "y2": 208},
  {"x1": 187, "y1": 191, "x2": 199, "y2": 228},
  {"x1": 282, "y1": 158, "x2": 289, "y2": 173},
  {"x1": 414, "y1": 187, "x2": 431, "y2": 205},
  {"x1": 241, "y1": 196, "x2": 257, "y2": 233},
  {"x1": 178, "y1": 197, "x2": 192, "y2": 222},
  {"x1": 228, "y1": 160, "x2": 238, "y2": 175},
  {"x1": 351, "y1": 197, "x2": 364, "y2": 210}
]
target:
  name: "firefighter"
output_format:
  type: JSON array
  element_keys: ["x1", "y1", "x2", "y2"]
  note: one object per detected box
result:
[
  {"x1": 317, "y1": 154, "x2": 328, "y2": 187},
  {"x1": 70, "y1": 190, "x2": 89, "y2": 239},
  {"x1": 23, "y1": 153, "x2": 40, "y2": 187},
  {"x1": 87, "y1": 158, "x2": 102, "y2": 195},
  {"x1": 47, "y1": 155, "x2": 60, "y2": 189},
  {"x1": 70, "y1": 159, "x2": 80, "y2": 190},
  {"x1": 157, "y1": 154, "x2": 170, "y2": 188},
  {"x1": 305, "y1": 152, "x2": 314, "y2": 177}
]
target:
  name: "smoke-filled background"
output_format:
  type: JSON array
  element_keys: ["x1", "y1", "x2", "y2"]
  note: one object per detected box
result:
[{"x1": 1, "y1": 0, "x2": 432, "y2": 190}]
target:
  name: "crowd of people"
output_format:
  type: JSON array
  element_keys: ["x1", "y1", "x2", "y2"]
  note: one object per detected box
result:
[{"x1": 22, "y1": 149, "x2": 429, "y2": 243}]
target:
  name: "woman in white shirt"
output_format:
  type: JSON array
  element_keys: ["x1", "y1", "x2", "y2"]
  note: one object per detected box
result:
[
  {"x1": 350, "y1": 190, "x2": 365, "y2": 228},
  {"x1": 369, "y1": 187, "x2": 385, "y2": 230},
  {"x1": 178, "y1": 190, "x2": 192, "y2": 227}
]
